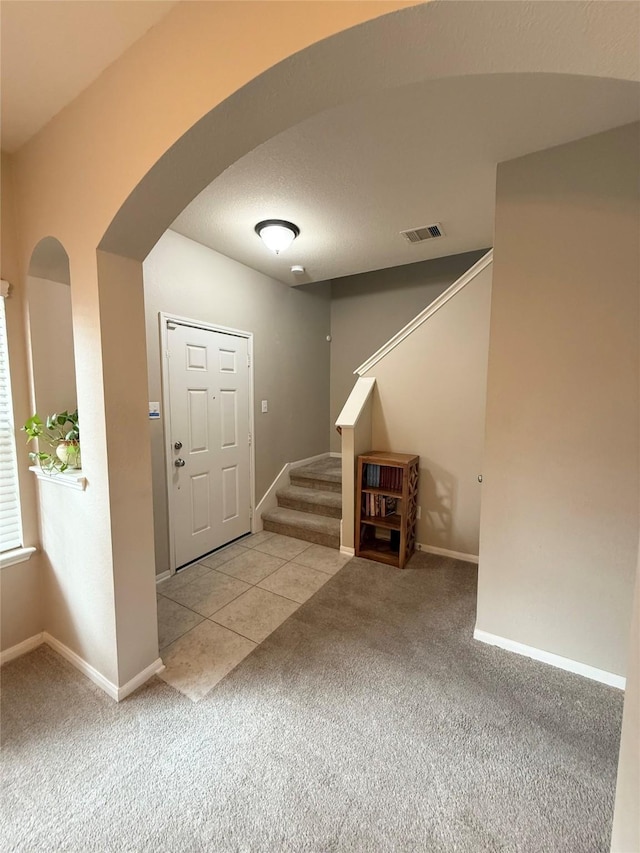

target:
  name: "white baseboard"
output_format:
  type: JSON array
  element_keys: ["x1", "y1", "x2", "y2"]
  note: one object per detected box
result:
[
  {"x1": 329, "y1": 452, "x2": 342, "y2": 458},
  {"x1": 473, "y1": 628, "x2": 626, "y2": 690},
  {"x1": 254, "y1": 452, "x2": 333, "y2": 528},
  {"x1": 44, "y1": 633, "x2": 165, "y2": 701},
  {"x1": 43, "y1": 632, "x2": 120, "y2": 699},
  {"x1": 2, "y1": 630, "x2": 165, "y2": 701},
  {"x1": 0, "y1": 632, "x2": 44, "y2": 665},
  {"x1": 344, "y1": 543, "x2": 475, "y2": 562},
  {"x1": 254, "y1": 463, "x2": 289, "y2": 530},
  {"x1": 116, "y1": 658, "x2": 165, "y2": 701},
  {"x1": 416, "y1": 543, "x2": 479, "y2": 564},
  {"x1": 155, "y1": 570, "x2": 171, "y2": 584}
]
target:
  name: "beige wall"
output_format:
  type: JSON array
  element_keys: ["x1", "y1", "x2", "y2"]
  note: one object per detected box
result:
[
  {"x1": 363, "y1": 261, "x2": 492, "y2": 556},
  {"x1": 143, "y1": 230, "x2": 331, "y2": 576},
  {"x1": 0, "y1": 561, "x2": 42, "y2": 650},
  {"x1": 27, "y1": 277, "x2": 77, "y2": 417},
  {"x1": 330, "y1": 250, "x2": 487, "y2": 451},
  {"x1": 477, "y1": 123, "x2": 640, "y2": 677},
  {"x1": 38, "y1": 475, "x2": 121, "y2": 681}
]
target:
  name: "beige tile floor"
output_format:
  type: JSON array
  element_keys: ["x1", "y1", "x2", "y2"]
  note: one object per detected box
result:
[{"x1": 156, "y1": 532, "x2": 351, "y2": 701}]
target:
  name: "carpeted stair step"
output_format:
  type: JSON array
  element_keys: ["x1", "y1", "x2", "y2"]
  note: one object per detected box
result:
[
  {"x1": 262, "y1": 507, "x2": 341, "y2": 549},
  {"x1": 290, "y1": 457, "x2": 342, "y2": 493},
  {"x1": 276, "y1": 485, "x2": 342, "y2": 519}
]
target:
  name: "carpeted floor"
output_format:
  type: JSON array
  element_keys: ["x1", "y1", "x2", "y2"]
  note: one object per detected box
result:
[{"x1": 0, "y1": 553, "x2": 623, "y2": 852}]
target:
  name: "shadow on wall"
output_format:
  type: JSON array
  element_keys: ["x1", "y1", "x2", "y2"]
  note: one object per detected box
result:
[
  {"x1": 421, "y1": 462, "x2": 456, "y2": 550},
  {"x1": 369, "y1": 399, "x2": 458, "y2": 550}
]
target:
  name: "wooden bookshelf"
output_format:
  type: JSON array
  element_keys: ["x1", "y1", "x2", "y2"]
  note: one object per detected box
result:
[{"x1": 356, "y1": 451, "x2": 419, "y2": 570}]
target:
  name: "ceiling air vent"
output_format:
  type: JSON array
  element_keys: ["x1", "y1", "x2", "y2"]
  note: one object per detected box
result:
[{"x1": 400, "y1": 223, "x2": 445, "y2": 244}]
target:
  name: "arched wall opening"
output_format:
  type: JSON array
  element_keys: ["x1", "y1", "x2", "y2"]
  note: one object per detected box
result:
[
  {"x1": 91, "y1": 0, "x2": 640, "y2": 672},
  {"x1": 27, "y1": 237, "x2": 77, "y2": 420},
  {"x1": 94, "y1": 0, "x2": 640, "y2": 601},
  {"x1": 99, "y1": 1, "x2": 640, "y2": 263},
  {"x1": 94, "y1": 18, "x2": 640, "y2": 832},
  {"x1": 22, "y1": 236, "x2": 108, "y2": 683}
]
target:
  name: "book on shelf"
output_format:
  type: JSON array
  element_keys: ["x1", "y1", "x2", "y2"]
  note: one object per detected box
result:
[
  {"x1": 362, "y1": 493, "x2": 397, "y2": 518},
  {"x1": 364, "y1": 463, "x2": 403, "y2": 492}
]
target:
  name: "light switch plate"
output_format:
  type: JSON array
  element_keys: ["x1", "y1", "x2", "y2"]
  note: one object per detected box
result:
[
  {"x1": 149, "y1": 402, "x2": 160, "y2": 419},
  {"x1": 261, "y1": 400, "x2": 268, "y2": 413}
]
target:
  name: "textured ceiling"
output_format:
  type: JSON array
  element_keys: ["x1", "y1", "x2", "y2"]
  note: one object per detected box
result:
[
  {"x1": 172, "y1": 72, "x2": 640, "y2": 285},
  {"x1": 0, "y1": 0, "x2": 178, "y2": 152}
]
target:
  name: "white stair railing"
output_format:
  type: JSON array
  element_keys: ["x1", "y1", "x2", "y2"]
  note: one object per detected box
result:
[
  {"x1": 335, "y1": 377, "x2": 376, "y2": 554},
  {"x1": 355, "y1": 250, "x2": 493, "y2": 376}
]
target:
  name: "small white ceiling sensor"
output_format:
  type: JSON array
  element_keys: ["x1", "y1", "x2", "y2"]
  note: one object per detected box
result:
[{"x1": 290, "y1": 265, "x2": 305, "y2": 274}]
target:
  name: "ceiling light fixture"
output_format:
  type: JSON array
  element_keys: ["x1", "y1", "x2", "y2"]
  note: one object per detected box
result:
[{"x1": 255, "y1": 219, "x2": 300, "y2": 255}]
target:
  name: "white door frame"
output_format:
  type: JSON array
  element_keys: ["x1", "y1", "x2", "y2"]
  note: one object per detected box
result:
[{"x1": 159, "y1": 312, "x2": 256, "y2": 576}]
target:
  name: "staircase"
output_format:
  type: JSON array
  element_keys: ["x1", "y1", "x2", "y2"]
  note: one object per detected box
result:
[{"x1": 261, "y1": 457, "x2": 342, "y2": 549}]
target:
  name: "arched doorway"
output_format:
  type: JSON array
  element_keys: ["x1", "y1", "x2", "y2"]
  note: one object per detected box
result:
[{"x1": 93, "y1": 2, "x2": 639, "y2": 689}]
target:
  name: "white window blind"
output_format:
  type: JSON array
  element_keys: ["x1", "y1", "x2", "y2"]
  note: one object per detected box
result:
[{"x1": 0, "y1": 287, "x2": 23, "y2": 552}]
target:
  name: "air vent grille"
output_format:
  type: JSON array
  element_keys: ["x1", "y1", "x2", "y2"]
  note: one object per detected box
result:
[{"x1": 400, "y1": 223, "x2": 444, "y2": 244}]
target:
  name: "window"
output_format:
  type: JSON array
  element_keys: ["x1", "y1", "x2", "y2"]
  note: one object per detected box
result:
[{"x1": 0, "y1": 283, "x2": 23, "y2": 553}]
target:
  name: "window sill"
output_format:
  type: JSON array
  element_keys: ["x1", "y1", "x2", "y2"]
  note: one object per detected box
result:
[
  {"x1": 1, "y1": 546, "x2": 37, "y2": 569},
  {"x1": 29, "y1": 466, "x2": 87, "y2": 491}
]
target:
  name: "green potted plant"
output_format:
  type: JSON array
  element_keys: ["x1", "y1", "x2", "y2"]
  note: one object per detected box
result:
[{"x1": 22, "y1": 409, "x2": 81, "y2": 473}]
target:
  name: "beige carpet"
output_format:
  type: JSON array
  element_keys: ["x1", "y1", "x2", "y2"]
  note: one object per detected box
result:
[{"x1": 1, "y1": 553, "x2": 623, "y2": 852}]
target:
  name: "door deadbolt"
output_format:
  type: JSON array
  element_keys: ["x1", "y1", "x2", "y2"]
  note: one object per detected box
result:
[
  {"x1": 174, "y1": 441, "x2": 183, "y2": 450},
  {"x1": 175, "y1": 458, "x2": 186, "y2": 468}
]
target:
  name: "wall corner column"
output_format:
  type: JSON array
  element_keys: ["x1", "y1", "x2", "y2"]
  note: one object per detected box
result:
[{"x1": 96, "y1": 250, "x2": 159, "y2": 686}]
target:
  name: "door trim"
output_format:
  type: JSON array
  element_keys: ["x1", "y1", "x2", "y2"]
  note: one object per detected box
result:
[{"x1": 159, "y1": 312, "x2": 256, "y2": 577}]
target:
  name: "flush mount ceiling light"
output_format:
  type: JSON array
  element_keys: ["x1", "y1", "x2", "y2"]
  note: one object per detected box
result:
[{"x1": 255, "y1": 219, "x2": 300, "y2": 255}]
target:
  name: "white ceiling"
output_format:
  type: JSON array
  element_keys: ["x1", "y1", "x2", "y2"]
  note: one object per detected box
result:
[
  {"x1": 0, "y1": 0, "x2": 178, "y2": 152},
  {"x1": 172, "y1": 72, "x2": 640, "y2": 286}
]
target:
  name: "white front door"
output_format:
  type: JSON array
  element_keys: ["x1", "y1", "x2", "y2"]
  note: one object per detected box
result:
[{"x1": 167, "y1": 321, "x2": 251, "y2": 568}]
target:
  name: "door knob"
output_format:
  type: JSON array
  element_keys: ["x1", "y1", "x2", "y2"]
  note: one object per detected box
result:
[
  {"x1": 175, "y1": 458, "x2": 186, "y2": 468},
  {"x1": 174, "y1": 441, "x2": 183, "y2": 450}
]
